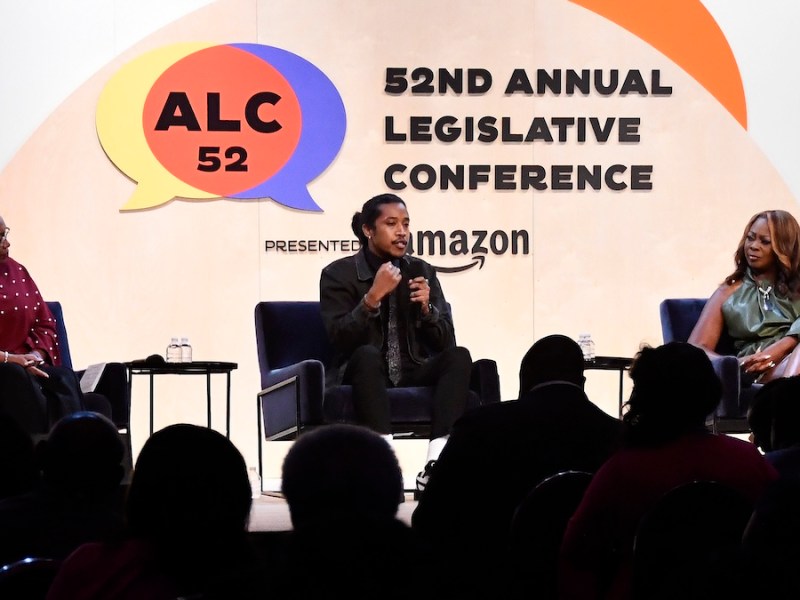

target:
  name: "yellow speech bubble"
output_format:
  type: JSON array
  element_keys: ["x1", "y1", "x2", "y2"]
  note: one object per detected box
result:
[{"x1": 96, "y1": 43, "x2": 217, "y2": 211}]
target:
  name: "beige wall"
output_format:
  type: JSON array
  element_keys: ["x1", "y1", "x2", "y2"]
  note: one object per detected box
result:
[{"x1": 0, "y1": 0, "x2": 796, "y2": 481}]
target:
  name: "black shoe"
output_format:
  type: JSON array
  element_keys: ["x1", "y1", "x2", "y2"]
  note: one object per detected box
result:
[{"x1": 414, "y1": 460, "x2": 436, "y2": 500}]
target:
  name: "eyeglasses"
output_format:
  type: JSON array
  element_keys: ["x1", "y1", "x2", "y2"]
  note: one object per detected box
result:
[{"x1": 0, "y1": 228, "x2": 8, "y2": 244}]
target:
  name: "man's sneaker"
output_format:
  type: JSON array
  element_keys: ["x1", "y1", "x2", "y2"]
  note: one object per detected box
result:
[{"x1": 414, "y1": 460, "x2": 436, "y2": 500}]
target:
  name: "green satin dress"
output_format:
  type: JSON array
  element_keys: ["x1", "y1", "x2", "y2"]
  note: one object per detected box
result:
[{"x1": 721, "y1": 270, "x2": 800, "y2": 357}]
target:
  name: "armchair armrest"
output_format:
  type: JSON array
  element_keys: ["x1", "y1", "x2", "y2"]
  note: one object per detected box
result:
[
  {"x1": 258, "y1": 359, "x2": 325, "y2": 440},
  {"x1": 470, "y1": 358, "x2": 501, "y2": 405},
  {"x1": 75, "y1": 362, "x2": 130, "y2": 429},
  {"x1": 94, "y1": 363, "x2": 130, "y2": 428},
  {"x1": 708, "y1": 355, "x2": 741, "y2": 419}
]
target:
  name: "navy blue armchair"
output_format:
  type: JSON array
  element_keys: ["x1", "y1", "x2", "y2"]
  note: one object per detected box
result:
[
  {"x1": 659, "y1": 298, "x2": 757, "y2": 433},
  {"x1": 47, "y1": 301, "x2": 132, "y2": 471},
  {"x1": 255, "y1": 301, "x2": 501, "y2": 443}
]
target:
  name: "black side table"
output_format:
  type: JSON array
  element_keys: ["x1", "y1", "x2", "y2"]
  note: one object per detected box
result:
[
  {"x1": 125, "y1": 361, "x2": 238, "y2": 438},
  {"x1": 584, "y1": 356, "x2": 633, "y2": 417}
]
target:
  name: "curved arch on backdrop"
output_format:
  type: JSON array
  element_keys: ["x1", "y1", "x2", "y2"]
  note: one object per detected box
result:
[{"x1": 571, "y1": 0, "x2": 747, "y2": 129}]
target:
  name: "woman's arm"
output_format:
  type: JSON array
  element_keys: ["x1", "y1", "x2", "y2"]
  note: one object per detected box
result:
[{"x1": 688, "y1": 284, "x2": 737, "y2": 357}]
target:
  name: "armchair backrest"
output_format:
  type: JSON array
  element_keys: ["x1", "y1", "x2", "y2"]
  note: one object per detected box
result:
[
  {"x1": 45, "y1": 301, "x2": 73, "y2": 370},
  {"x1": 632, "y1": 480, "x2": 752, "y2": 598},
  {"x1": 659, "y1": 298, "x2": 736, "y2": 356},
  {"x1": 254, "y1": 301, "x2": 332, "y2": 381}
]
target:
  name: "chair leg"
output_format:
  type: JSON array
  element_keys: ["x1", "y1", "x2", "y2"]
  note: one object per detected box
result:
[
  {"x1": 707, "y1": 413, "x2": 719, "y2": 435},
  {"x1": 257, "y1": 394, "x2": 264, "y2": 483},
  {"x1": 119, "y1": 429, "x2": 133, "y2": 485}
]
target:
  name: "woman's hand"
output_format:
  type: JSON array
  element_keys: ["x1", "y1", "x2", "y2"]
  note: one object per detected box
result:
[
  {"x1": 8, "y1": 352, "x2": 49, "y2": 378},
  {"x1": 742, "y1": 337, "x2": 799, "y2": 382},
  {"x1": 739, "y1": 351, "x2": 777, "y2": 375}
]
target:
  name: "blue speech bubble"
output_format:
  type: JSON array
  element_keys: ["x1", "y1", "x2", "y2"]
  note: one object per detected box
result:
[{"x1": 229, "y1": 44, "x2": 347, "y2": 211}]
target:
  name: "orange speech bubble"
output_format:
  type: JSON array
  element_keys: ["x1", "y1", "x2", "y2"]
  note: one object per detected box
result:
[{"x1": 143, "y1": 45, "x2": 302, "y2": 197}]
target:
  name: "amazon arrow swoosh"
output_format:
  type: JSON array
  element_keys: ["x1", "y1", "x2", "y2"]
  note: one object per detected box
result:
[{"x1": 431, "y1": 255, "x2": 485, "y2": 273}]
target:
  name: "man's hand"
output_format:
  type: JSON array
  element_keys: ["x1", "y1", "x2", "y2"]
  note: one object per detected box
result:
[
  {"x1": 409, "y1": 276, "x2": 431, "y2": 315},
  {"x1": 367, "y1": 262, "x2": 403, "y2": 306}
]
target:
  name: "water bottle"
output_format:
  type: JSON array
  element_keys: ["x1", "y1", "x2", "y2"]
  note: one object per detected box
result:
[
  {"x1": 166, "y1": 337, "x2": 181, "y2": 363},
  {"x1": 180, "y1": 337, "x2": 192, "y2": 363},
  {"x1": 248, "y1": 466, "x2": 262, "y2": 498},
  {"x1": 578, "y1": 333, "x2": 596, "y2": 361}
]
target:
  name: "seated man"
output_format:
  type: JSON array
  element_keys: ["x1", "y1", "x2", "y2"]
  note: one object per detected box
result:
[
  {"x1": 320, "y1": 193, "x2": 473, "y2": 486},
  {"x1": 411, "y1": 334, "x2": 622, "y2": 599}
]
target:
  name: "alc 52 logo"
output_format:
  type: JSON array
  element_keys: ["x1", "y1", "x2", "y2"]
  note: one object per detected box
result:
[{"x1": 96, "y1": 43, "x2": 346, "y2": 211}]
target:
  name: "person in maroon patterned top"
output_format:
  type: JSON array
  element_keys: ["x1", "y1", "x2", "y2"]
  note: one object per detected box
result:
[{"x1": 0, "y1": 216, "x2": 82, "y2": 434}]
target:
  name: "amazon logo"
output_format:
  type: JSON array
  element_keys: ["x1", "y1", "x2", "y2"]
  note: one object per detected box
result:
[{"x1": 406, "y1": 229, "x2": 530, "y2": 273}]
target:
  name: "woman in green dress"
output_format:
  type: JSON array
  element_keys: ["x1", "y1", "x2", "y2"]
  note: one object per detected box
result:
[{"x1": 690, "y1": 210, "x2": 800, "y2": 383}]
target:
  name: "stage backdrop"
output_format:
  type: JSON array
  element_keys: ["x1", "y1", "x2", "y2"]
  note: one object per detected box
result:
[{"x1": 1, "y1": 0, "x2": 799, "y2": 482}]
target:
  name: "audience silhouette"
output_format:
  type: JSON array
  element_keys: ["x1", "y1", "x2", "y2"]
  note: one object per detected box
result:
[
  {"x1": 559, "y1": 342, "x2": 777, "y2": 600},
  {"x1": 47, "y1": 423, "x2": 263, "y2": 600},
  {"x1": 0, "y1": 411, "x2": 125, "y2": 566},
  {"x1": 0, "y1": 414, "x2": 38, "y2": 501},
  {"x1": 0, "y1": 339, "x2": 780, "y2": 599},
  {"x1": 740, "y1": 476, "x2": 800, "y2": 599},
  {"x1": 631, "y1": 480, "x2": 753, "y2": 600},
  {"x1": 276, "y1": 423, "x2": 437, "y2": 599},
  {"x1": 748, "y1": 375, "x2": 800, "y2": 477},
  {"x1": 412, "y1": 334, "x2": 622, "y2": 599}
]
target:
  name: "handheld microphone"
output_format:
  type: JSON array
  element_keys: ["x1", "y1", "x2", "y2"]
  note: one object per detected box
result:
[
  {"x1": 404, "y1": 259, "x2": 427, "y2": 282},
  {"x1": 403, "y1": 260, "x2": 428, "y2": 325}
]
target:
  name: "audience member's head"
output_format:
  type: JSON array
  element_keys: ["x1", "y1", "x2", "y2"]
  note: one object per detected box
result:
[
  {"x1": 125, "y1": 424, "x2": 251, "y2": 543},
  {"x1": 622, "y1": 342, "x2": 721, "y2": 446},
  {"x1": 748, "y1": 376, "x2": 800, "y2": 454},
  {"x1": 281, "y1": 424, "x2": 403, "y2": 529},
  {"x1": 0, "y1": 414, "x2": 38, "y2": 499},
  {"x1": 36, "y1": 411, "x2": 124, "y2": 499},
  {"x1": 518, "y1": 334, "x2": 585, "y2": 397}
]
